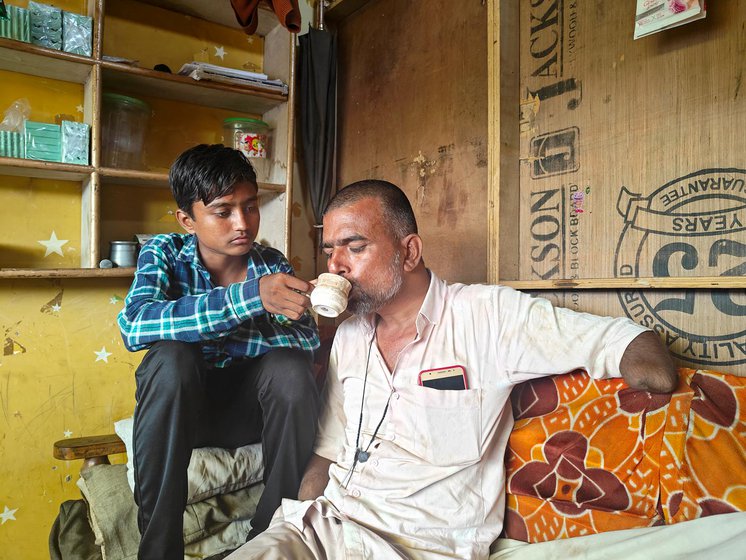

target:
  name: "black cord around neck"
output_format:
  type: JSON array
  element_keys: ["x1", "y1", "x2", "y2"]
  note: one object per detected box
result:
[
  {"x1": 352, "y1": 329, "x2": 375, "y2": 458},
  {"x1": 343, "y1": 317, "x2": 391, "y2": 488}
]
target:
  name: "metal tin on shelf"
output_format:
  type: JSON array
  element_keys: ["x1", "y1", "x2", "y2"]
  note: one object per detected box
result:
[{"x1": 109, "y1": 241, "x2": 138, "y2": 267}]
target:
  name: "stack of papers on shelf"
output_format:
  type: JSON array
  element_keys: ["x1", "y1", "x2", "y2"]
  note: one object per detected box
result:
[
  {"x1": 178, "y1": 62, "x2": 288, "y2": 95},
  {"x1": 102, "y1": 55, "x2": 140, "y2": 66},
  {"x1": 634, "y1": 0, "x2": 706, "y2": 39}
]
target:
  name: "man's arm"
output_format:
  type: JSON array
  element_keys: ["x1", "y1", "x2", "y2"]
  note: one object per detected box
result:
[
  {"x1": 298, "y1": 453, "x2": 332, "y2": 501},
  {"x1": 619, "y1": 330, "x2": 678, "y2": 393}
]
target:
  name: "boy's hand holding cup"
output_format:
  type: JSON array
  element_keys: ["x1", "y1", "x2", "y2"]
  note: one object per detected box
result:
[{"x1": 259, "y1": 273, "x2": 315, "y2": 320}]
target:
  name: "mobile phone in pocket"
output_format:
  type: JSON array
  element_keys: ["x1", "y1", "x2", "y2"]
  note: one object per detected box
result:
[{"x1": 418, "y1": 366, "x2": 468, "y2": 390}]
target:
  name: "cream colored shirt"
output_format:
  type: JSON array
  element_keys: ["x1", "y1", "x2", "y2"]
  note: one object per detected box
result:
[{"x1": 313, "y1": 272, "x2": 647, "y2": 559}]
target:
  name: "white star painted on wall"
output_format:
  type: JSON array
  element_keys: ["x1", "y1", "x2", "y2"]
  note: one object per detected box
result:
[
  {"x1": 0, "y1": 506, "x2": 18, "y2": 525},
  {"x1": 38, "y1": 231, "x2": 69, "y2": 257},
  {"x1": 214, "y1": 45, "x2": 226, "y2": 59},
  {"x1": 94, "y1": 347, "x2": 112, "y2": 363},
  {"x1": 64, "y1": 430, "x2": 73, "y2": 438},
  {"x1": 51, "y1": 304, "x2": 61, "y2": 312},
  {"x1": 76, "y1": 105, "x2": 84, "y2": 113}
]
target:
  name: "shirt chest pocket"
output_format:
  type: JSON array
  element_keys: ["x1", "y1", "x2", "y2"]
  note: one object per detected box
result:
[{"x1": 394, "y1": 386, "x2": 482, "y2": 467}]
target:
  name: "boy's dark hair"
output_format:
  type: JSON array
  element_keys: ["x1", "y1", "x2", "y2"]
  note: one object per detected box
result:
[
  {"x1": 323, "y1": 180, "x2": 418, "y2": 241},
  {"x1": 169, "y1": 144, "x2": 257, "y2": 215}
]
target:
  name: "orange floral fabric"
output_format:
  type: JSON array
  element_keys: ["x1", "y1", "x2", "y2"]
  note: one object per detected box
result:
[{"x1": 503, "y1": 368, "x2": 746, "y2": 542}]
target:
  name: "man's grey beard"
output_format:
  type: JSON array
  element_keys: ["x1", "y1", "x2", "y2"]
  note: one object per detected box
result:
[{"x1": 347, "y1": 251, "x2": 403, "y2": 315}]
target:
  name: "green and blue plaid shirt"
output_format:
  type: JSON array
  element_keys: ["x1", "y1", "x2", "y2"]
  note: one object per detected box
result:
[{"x1": 118, "y1": 233, "x2": 319, "y2": 368}]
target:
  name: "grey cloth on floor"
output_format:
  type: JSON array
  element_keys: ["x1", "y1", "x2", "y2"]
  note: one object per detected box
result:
[
  {"x1": 49, "y1": 499, "x2": 103, "y2": 560},
  {"x1": 69, "y1": 464, "x2": 262, "y2": 560}
]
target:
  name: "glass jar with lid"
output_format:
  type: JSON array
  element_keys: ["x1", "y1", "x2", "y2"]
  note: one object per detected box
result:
[
  {"x1": 101, "y1": 93, "x2": 150, "y2": 169},
  {"x1": 222, "y1": 117, "x2": 271, "y2": 183}
]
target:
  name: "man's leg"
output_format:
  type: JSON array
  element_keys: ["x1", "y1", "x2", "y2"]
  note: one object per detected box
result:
[
  {"x1": 249, "y1": 348, "x2": 319, "y2": 537},
  {"x1": 133, "y1": 341, "x2": 206, "y2": 560},
  {"x1": 224, "y1": 500, "x2": 410, "y2": 559}
]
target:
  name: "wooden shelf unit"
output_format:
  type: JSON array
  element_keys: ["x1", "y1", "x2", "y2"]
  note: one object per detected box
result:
[
  {"x1": 0, "y1": 267, "x2": 136, "y2": 279},
  {"x1": 0, "y1": 0, "x2": 296, "y2": 278},
  {"x1": 99, "y1": 61, "x2": 287, "y2": 114},
  {"x1": 0, "y1": 37, "x2": 95, "y2": 82},
  {"x1": 0, "y1": 156, "x2": 94, "y2": 181},
  {"x1": 97, "y1": 167, "x2": 286, "y2": 193}
]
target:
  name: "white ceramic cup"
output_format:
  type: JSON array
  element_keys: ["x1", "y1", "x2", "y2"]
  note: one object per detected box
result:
[{"x1": 311, "y1": 273, "x2": 352, "y2": 317}]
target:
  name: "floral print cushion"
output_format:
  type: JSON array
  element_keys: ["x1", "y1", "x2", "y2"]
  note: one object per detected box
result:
[{"x1": 503, "y1": 368, "x2": 746, "y2": 542}]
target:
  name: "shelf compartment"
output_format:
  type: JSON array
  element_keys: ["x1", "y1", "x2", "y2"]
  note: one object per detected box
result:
[
  {"x1": 0, "y1": 156, "x2": 93, "y2": 181},
  {"x1": 142, "y1": 0, "x2": 281, "y2": 36},
  {"x1": 0, "y1": 267, "x2": 136, "y2": 279},
  {"x1": 98, "y1": 167, "x2": 286, "y2": 192},
  {"x1": 101, "y1": 62, "x2": 287, "y2": 114},
  {"x1": 0, "y1": 37, "x2": 94, "y2": 83}
]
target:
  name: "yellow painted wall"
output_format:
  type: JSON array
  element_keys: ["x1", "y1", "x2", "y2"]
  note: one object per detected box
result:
[
  {"x1": 0, "y1": 0, "x2": 314, "y2": 557},
  {"x1": 0, "y1": 278, "x2": 134, "y2": 559},
  {"x1": 0, "y1": 177, "x2": 81, "y2": 269}
]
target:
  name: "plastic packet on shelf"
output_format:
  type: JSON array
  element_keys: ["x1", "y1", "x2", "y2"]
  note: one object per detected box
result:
[
  {"x1": 61, "y1": 120, "x2": 90, "y2": 165},
  {"x1": 29, "y1": 1, "x2": 62, "y2": 50},
  {"x1": 0, "y1": 4, "x2": 31, "y2": 42},
  {"x1": 0, "y1": 131, "x2": 25, "y2": 159},
  {"x1": 62, "y1": 11, "x2": 92, "y2": 57},
  {"x1": 24, "y1": 121, "x2": 61, "y2": 162},
  {"x1": 0, "y1": 98, "x2": 31, "y2": 133}
]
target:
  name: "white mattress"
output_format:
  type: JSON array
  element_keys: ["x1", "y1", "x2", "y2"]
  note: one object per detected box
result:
[{"x1": 490, "y1": 512, "x2": 746, "y2": 560}]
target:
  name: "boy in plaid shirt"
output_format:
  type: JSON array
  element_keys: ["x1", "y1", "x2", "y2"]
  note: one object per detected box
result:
[{"x1": 118, "y1": 144, "x2": 320, "y2": 559}]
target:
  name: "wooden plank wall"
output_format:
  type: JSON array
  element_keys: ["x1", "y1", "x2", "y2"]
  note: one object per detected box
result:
[
  {"x1": 518, "y1": 1, "x2": 746, "y2": 283},
  {"x1": 514, "y1": 1, "x2": 746, "y2": 375},
  {"x1": 332, "y1": 0, "x2": 488, "y2": 283}
]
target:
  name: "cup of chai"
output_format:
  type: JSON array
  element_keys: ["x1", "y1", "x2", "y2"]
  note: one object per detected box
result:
[{"x1": 311, "y1": 273, "x2": 352, "y2": 317}]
